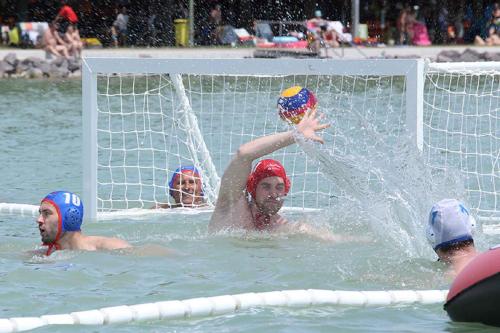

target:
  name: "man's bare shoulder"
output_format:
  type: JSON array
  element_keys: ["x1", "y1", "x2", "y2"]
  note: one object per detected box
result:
[
  {"x1": 209, "y1": 197, "x2": 252, "y2": 232},
  {"x1": 274, "y1": 221, "x2": 364, "y2": 242},
  {"x1": 85, "y1": 235, "x2": 131, "y2": 251}
]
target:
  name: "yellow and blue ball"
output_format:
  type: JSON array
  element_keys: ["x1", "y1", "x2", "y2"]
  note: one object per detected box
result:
[{"x1": 277, "y1": 86, "x2": 317, "y2": 124}]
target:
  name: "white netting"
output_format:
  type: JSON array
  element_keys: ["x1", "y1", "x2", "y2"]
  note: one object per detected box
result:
[
  {"x1": 92, "y1": 60, "x2": 499, "y2": 221},
  {"x1": 424, "y1": 65, "x2": 500, "y2": 220},
  {"x1": 96, "y1": 72, "x2": 407, "y2": 212}
]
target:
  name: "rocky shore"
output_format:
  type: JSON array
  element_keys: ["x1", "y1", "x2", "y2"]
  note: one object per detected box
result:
[
  {"x1": 434, "y1": 48, "x2": 500, "y2": 62},
  {"x1": 0, "y1": 53, "x2": 81, "y2": 79},
  {"x1": 1, "y1": 46, "x2": 500, "y2": 79}
]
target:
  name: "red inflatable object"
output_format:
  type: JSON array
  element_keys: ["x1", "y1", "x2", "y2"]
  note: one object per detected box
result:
[{"x1": 444, "y1": 246, "x2": 500, "y2": 326}]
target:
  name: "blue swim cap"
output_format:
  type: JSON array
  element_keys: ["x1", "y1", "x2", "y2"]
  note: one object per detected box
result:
[
  {"x1": 168, "y1": 166, "x2": 203, "y2": 198},
  {"x1": 41, "y1": 191, "x2": 84, "y2": 232}
]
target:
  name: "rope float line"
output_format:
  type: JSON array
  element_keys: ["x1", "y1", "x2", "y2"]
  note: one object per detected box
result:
[
  {"x1": 0, "y1": 289, "x2": 447, "y2": 332},
  {"x1": 0, "y1": 203, "x2": 38, "y2": 217},
  {"x1": 1, "y1": 202, "x2": 498, "y2": 224},
  {"x1": 0, "y1": 204, "x2": 323, "y2": 220}
]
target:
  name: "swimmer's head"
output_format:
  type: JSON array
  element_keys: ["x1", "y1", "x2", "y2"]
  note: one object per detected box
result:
[
  {"x1": 426, "y1": 199, "x2": 476, "y2": 252},
  {"x1": 168, "y1": 166, "x2": 204, "y2": 206},
  {"x1": 38, "y1": 191, "x2": 84, "y2": 245},
  {"x1": 246, "y1": 159, "x2": 290, "y2": 215}
]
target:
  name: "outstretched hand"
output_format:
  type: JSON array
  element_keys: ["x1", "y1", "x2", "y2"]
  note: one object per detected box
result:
[{"x1": 295, "y1": 108, "x2": 330, "y2": 144}]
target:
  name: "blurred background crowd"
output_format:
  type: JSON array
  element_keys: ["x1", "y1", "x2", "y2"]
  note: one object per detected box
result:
[{"x1": 1, "y1": 0, "x2": 500, "y2": 49}]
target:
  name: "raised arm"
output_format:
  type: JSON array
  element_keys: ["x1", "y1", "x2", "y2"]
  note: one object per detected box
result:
[{"x1": 215, "y1": 108, "x2": 329, "y2": 209}]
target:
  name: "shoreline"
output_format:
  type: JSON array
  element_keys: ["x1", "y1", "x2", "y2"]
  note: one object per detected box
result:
[
  {"x1": 1, "y1": 45, "x2": 500, "y2": 79},
  {"x1": 2, "y1": 45, "x2": 500, "y2": 60}
]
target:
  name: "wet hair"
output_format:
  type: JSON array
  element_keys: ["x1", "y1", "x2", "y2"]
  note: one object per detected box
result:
[{"x1": 438, "y1": 239, "x2": 474, "y2": 254}]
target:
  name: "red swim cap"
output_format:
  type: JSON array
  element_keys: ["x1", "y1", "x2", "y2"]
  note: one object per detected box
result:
[{"x1": 246, "y1": 159, "x2": 291, "y2": 198}]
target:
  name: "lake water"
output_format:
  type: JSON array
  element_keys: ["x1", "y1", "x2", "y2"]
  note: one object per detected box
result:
[{"x1": 0, "y1": 77, "x2": 498, "y2": 332}]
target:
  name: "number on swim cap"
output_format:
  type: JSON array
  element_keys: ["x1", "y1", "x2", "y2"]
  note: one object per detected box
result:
[{"x1": 63, "y1": 192, "x2": 81, "y2": 206}]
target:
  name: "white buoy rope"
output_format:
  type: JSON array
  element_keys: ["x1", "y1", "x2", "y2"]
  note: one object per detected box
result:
[
  {"x1": 0, "y1": 203, "x2": 38, "y2": 218},
  {"x1": 0, "y1": 289, "x2": 447, "y2": 332},
  {"x1": 0, "y1": 204, "x2": 321, "y2": 220}
]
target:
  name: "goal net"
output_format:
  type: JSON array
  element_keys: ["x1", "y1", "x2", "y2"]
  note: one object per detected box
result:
[
  {"x1": 82, "y1": 58, "x2": 498, "y2": 222},
  {"x1": 424, "y1": 63, "x2": 500, "y2": 221}
]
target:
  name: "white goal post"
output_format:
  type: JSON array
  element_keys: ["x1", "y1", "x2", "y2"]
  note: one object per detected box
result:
[{"x1": 81, "y1": 58, "x2": 498, "y2": 222}]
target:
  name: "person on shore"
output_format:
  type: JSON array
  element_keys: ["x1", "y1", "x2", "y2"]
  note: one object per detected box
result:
[
  {"x1": 306, "y1": 10, "x2": 326, "y2": 52},
  {"x1": 7, "y1": 20, "x2": 20, "y2": 47},
  {"x1": 37, "y1": 191, "x2": 130, "y2": 256},
  {"x1": 320, "y1": 24, "x2": 340, "y2": 48},
  {"x1": 209, "y1": 4, "x2": 222, "y2": 44},
  {"x1": 64, "y1": 24, "x2": 83, "y2": 58},
  {"x1": 426, "y1": 198, "x2": 478, "y2": 278},
  {"x1": 155, "y1": 166, "x2": 207, "y2": 209},
  {"x1": 113, "y1": 6, "x2": 129, "y2": 47},
  {"x1": 208, "y1": 108, "x2": 332, "y2": 236},
  {"x1": 54, "y1": 0, "x2": 78, "y2": 36},
  {"x1": 110, "y1": 23, "x2": 119, "y2": 48},
  {"x1": 396, "y1": 5, "x2": 411, "y2": 45},
  {"x1": 475, "y1": 4, "x2": 500, "y2": 46},
  {"x1": 43, "y1": 22, "x2": 70, "y2": 59}
]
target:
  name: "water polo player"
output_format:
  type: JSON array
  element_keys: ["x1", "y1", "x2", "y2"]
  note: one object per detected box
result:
[
  {"x1": 37, "y1": 191, "x2": 130, "y2": 255},
  {"x1": 208, "y1": 97, "x2": 329, "y2": 233},
  {"x1": 426, "y1": 198, "x2": 478, "y2": 277},
  {"x1": 155, "y1": 166, "x2": 206, "y2": 209}
]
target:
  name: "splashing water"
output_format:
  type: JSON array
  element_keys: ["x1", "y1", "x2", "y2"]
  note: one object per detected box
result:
[{"x1": 295, "y1": 107, "x2": 466, "y2": 258}]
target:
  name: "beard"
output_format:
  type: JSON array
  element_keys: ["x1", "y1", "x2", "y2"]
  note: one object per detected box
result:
[
  {"x1": 255, "y1": 197, "x2": 284, "y2": 216},
  {"x1": 180, "y1": 193, "x2": 195, "y2": 205},
  {"x1": 40, "y1": 228, "x2": 56, "y2": 244}
]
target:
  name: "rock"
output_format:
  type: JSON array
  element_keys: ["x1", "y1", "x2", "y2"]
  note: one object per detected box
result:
[
  {"x1": 436, "y1": 50, "x2": 461, "y2": 62},
  {"x1": 436, "y1": 55, "x2": 453, "y2": 62},
  {"x1": 393, "y1": 54, "x2": 420, "y2": 59},
  {"x1": 17, "y1": 61, "x2": 32, "y2": 72},
  {"x1": 483, "y1": 52, "x2": 500, "y2": 61},
  {"x1": 49, "y1": 62, "x2": 69, "y2": 78},
  {"x1": 51, "y1": 56, "x2": 66, "y2": 67},
  {"x1": 22, "y1": 56, "x2": 45, "y2": 68},
  {"x1": 0, "y1": 60, "x2": 16, "y2": 74},
  {"x1": 3, "y1": 52, "x2": 18, "y2": 66},
  {"x1": 458, "y1": 48, "x2": 483, "y2": 62},
  {"x1": 58, "y1": 59, "x2": 69, "y2": 72},
  {"x1": 67, "y1": 58, "x2": 80, "y2": 72},
  {"x1": 68, "y1": 69, "x2": 81, "y2": 78},
  {"x1": 26, "y1": 68, "x2": 44, "y2": 79},
  {"x1": 437, "y1": 50, "x2": 461, "y2": 58},
  {"x1": 37, "y1": 61, "x2": 51, "y2": 74}
]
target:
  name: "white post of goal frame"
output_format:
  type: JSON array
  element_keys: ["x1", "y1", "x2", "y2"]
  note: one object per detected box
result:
[
  {"x1": 81, "y1": 58, "x2": 425, "y2": 219},
  {"x1": 82, "y1": 59, "x2": 98, "y2": 221},
  {"x1": 405, "y1": 59, "x2": 424, "y2": 151}
]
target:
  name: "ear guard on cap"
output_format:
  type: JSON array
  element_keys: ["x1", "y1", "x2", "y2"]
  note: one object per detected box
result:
[{"x1": 64, "y1": 206, "x2": 83, "y2": 231}]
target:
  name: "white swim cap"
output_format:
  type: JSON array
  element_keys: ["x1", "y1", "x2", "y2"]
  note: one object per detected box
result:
[{"x1": 426, "y1": 199, "x2": 476, "y2": 251}]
